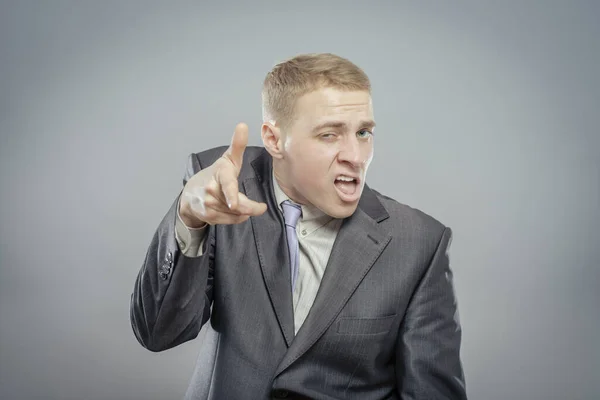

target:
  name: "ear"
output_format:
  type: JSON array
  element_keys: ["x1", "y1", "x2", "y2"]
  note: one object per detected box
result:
[{"x1": 261, "y1": 121, "x2": 284, "y2": 159}]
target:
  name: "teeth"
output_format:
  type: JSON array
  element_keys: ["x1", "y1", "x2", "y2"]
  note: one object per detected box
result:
[{"x1": 336, "y1": 176, "x2": 355, "y2": 182}]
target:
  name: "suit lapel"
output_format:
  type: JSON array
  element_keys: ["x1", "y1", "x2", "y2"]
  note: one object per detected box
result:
[
  {"x1": 243, "y1": 152, "x2": 295, "y2": 347},
  {"x1": 274, "y1": 186, "x2": 392, "y2": 377}
]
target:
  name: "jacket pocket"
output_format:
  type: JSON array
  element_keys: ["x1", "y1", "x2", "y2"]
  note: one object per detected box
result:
[{"x1": 336, "y1": 314, "x2": 396, "y2": 335}]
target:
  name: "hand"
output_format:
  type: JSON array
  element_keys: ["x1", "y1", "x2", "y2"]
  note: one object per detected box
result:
[{"x1": 179, "y1": 123, "x2": 268, "y2": 227}]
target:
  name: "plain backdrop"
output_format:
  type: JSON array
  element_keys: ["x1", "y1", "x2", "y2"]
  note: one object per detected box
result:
[{"x1": 1, "y1": 1, "x2": 598, "y2": 399}]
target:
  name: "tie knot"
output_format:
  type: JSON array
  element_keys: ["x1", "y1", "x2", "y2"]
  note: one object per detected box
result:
[{"x1": 282, "y1": 200, "x2": 302, "y2": 228}]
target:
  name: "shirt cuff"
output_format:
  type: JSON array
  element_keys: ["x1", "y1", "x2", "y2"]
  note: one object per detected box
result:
[{"x1": 175, "y1": 199, "x2": 208, "y2": 257}]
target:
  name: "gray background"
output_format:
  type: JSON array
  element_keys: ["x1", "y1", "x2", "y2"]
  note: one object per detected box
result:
[{"x1": 1, "y1": 1, "x2": 598, "y2": 399}]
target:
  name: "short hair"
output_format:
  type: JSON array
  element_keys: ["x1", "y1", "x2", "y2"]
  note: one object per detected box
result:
[{"x1": 262, "y1": 53, "x2": 371, "y2": 130}]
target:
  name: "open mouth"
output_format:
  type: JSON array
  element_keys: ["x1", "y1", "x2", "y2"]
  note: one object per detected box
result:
[{"x1": 334, "y1": 175, "x2": 360, "y2": 200}]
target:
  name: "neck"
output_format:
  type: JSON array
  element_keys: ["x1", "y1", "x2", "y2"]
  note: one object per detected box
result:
[{"x1": 272, "y1": 161, "x2": 305, "y2": 205}]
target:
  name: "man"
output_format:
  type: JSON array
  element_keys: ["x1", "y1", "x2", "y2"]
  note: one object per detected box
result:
[{"x1": 130, "y1": 53, "x2": 467, "y2": 399}]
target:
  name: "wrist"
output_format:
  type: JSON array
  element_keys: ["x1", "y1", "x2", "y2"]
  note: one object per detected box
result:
[{"x1": 179, "y1": 197, "x2": 208, "y2": 229}]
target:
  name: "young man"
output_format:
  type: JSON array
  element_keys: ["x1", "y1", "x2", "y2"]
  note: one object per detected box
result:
[{"x1": 130, "y1": 53, "x2": 467, "y2": 399}]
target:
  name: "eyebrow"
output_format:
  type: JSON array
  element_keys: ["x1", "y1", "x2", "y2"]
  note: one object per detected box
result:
[{"x1": 312, "y1": 120, "x2": 376, "y2": 132}]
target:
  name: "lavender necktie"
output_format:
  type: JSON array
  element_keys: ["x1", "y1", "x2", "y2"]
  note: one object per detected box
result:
[{"x1": 282, "y1": 200, "x2": 302, "y2": 292}]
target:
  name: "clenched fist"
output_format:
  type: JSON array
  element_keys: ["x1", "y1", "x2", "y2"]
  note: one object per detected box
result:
[{"x1": 179, "y1": 123, "x2": 268, "y2": 228}]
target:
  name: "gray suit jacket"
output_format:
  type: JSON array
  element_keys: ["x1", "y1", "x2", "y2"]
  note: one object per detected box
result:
[{"x1": 130, "y1": 146, "x2": 467, "y2": 399}]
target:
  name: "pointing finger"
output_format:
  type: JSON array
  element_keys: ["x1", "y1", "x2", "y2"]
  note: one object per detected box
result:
[{"x1": 224, "y1": 123, "x2": 248, "y2": 172}]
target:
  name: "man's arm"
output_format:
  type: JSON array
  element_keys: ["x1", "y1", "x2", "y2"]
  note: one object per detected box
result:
[
  {"x1": 175, "y1": 199, "x2": 208, "y2": 257},
  {"x1": 396, "y1": 227, "x2": 468, "y2": 399},
  {"x1": 130, "y1": 124, "x2": 266, "y2": 353},
  {"x1": 130, "y1": 153, "x2": 215, "y2": 352}
]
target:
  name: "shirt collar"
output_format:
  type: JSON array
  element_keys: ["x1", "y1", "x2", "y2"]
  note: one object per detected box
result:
[{"x1": 271, "y1": 169, "x2": 334, "y2": 232}]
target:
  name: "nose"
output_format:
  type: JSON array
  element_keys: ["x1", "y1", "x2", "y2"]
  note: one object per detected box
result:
[{"x1": 338, "y1": 136, "x2": 364, "y2": 168}]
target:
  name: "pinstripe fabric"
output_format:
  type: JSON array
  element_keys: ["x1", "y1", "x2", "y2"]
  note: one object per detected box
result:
[{"x1": 131, "y1": 146, "x2": 467, "y2": 399}]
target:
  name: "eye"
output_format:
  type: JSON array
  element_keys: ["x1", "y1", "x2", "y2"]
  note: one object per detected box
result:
[
  {"x1": 357, "y1": 129, "x2": 373, "y2": 138},
  {"x1": 320, "y1": 132, "x2": 337, "y2": 140}
]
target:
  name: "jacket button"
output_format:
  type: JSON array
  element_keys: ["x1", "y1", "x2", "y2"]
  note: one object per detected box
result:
[{"x1": 273, "y1": 389, "x2": 289, "y2": 398}]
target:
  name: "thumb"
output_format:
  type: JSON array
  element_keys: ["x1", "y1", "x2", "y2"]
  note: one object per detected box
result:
[{"x1": 225, "y1": 123, "x2": 248, "y2": 171}]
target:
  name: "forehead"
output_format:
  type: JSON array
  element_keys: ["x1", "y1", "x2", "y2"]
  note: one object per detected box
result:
[{"x1": 293, "y1": 87, "x2": 373, "y2": 123}]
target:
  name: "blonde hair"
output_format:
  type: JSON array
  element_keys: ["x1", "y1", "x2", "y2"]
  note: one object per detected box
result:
[{"x1": 261, "y1": 53, "x2": 371, "y2": 130}]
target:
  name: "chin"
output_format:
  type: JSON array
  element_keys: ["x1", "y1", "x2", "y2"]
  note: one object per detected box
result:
[
  {"x1": 308, "y1": 187, "x2": 362, "y2": 218},
  {"x1": 323, "y1": 202, "x2": 359, "y2": 219}
]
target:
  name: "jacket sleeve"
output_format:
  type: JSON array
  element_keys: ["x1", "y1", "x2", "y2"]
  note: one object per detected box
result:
[
  {"x1": 396, "y1": 227, "x2": 468, "y2": 399},
  {"x1": 130, "y1": 153, "x2": 215, "y2": 352}
]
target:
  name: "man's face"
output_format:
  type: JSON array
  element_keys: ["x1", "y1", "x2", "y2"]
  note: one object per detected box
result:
[{"x1": 274, "y1": 87, "x2": 375, "y2": 218}]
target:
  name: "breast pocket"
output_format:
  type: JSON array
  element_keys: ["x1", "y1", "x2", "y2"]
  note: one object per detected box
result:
[{"x1": 336, "y1": 314, "x2": 396, "y2": 335}]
